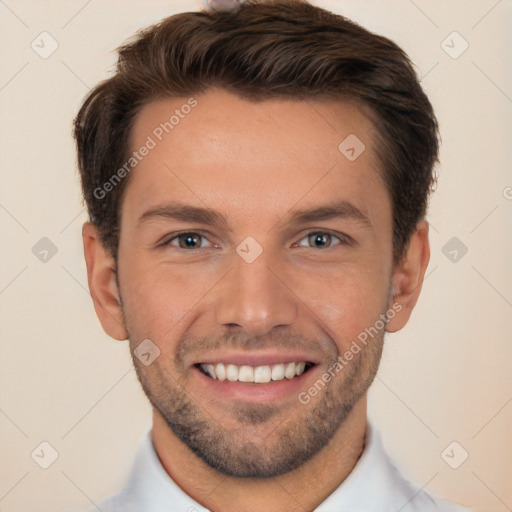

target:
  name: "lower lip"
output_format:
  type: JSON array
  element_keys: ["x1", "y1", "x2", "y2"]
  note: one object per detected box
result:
[{"x1": 192, "y1": 365, "x2": 319, "y2": 403}]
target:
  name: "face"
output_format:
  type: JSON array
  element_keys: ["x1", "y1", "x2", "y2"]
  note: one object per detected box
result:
[{"x1": 86, "y1": 88, "x2": 427, "y2": 478}]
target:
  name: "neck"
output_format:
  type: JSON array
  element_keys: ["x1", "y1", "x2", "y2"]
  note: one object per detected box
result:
[{"x1": 151, "y1": 397, "x2": 368, "y2": 512}]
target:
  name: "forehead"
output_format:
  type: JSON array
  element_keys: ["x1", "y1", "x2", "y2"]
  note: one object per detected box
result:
[{"x1": 123, "y1": 88, "x2": 388, "y2": 227}]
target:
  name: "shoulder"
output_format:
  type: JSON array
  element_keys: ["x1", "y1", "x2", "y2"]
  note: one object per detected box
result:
[
  {"x1": 408, "y1": 492, "x2": 476, "y2": 512},
  {"x1": 384, "y1": 458, "x2": 475, "y2": 512},
  {"x1": 386, "y1": 463, "x2": 476, "y2": 512},
  {"x1": 364, "y1": 422, "x2": 475, "y2": 512},
  {"x1": 61, "y1": 482, "x2": 139, "y2": 512},
  {"x1": 62, "y1": 494, "x2": 130, "y2": 512},
  {"x1": 383, "y1": 468, "x2": 476, "y2": 512}
]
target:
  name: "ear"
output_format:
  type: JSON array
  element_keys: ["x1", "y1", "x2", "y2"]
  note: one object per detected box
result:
[
  {"x1": 386, "y1": 220, "x2": 430, "y2": 333},
  {"x1": 82, "y1": 221, "x2": 128, "y2": 341}
]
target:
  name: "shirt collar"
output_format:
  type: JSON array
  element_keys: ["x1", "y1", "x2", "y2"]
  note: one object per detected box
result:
[
  {"x1": 314, "y1": 419, "x2": 417, "y2": 510},
  {"x1": 120, "y1": 419, "x2": 420, "y2": 511}
]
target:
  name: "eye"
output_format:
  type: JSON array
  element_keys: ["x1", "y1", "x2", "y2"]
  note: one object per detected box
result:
[
  {"x1": 293, "y1": 231, "x2": 349, "y2": 249},
  {"x1": 160, "y1": 231, "x2": 217, "y2": 250}
]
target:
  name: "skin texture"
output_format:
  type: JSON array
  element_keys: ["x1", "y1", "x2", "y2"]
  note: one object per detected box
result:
[{"x1": 82, "y1": 88, "x2": 430, "y2": 512}]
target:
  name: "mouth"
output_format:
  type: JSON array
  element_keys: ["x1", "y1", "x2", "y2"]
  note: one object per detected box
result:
[
  {"x1": 195, "y1": 361, "x2": 316, "y2": 383},
  {"x1": 189, "y1": 351, "x2": 323, "y2": 402}
]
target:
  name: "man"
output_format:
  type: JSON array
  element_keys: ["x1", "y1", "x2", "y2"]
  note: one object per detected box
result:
[{"x1": 73, "y1": 0, "x2": 474, "y2": 510}]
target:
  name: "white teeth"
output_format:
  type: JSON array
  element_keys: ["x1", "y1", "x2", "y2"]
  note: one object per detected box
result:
[
  {"x1": 226, "y1": 364, "x2": 239, "y2": 381},
  {"x1": 200, "y1": 361, "x2": 310, "y2": 383},
  {"x1": 271, "y1": 364, "x2": 285, "y2": 381},
  {"x1": 238, "y1": 365, "x2": 254, "y2": 382},
  {"x1": 205, "y1": 364, "x2": 216, "y2": 380},
  {"x1": 216, "y1": 362, "x2": 226, "y2": 381},
  {"x1": 284, "y1": 362, "x2": 296, "y2": 379},
  {"x1": 254, "y1": 365, "x2": 271, "y2": 383}
]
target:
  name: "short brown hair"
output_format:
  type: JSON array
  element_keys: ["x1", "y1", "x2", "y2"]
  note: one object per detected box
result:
[{"x1": 74, "y1": 0, "x2": 439, "y2": 264}]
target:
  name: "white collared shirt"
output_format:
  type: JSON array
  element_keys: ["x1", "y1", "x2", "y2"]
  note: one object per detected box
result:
[{"x1": 76, "y1": 421, "x2": 474, "y2": 512}]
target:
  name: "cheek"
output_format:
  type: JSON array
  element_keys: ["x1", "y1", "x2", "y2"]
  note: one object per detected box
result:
[
  {"x1": 119, "y1": 259, "x2": 199, "y2": 340},
  {"x1": 303, "y1": 266, "x2": 389, "y2": 350}
]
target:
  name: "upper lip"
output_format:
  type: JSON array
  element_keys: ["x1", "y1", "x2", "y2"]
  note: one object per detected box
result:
[{"x1": 192, "y1": 351, "x2": 321, "y2": 367}]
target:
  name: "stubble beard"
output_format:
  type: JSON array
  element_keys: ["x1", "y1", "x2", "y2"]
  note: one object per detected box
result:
[
  {"x1": 117, "y1": 271, "x2": 390, "y2": 478},
  {"x1": 129, "y1": 331, "x2": 384, "y2": 478}
]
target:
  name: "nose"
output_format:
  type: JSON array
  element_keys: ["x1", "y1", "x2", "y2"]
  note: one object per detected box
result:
[{"x1": 214, "y1": 250, "x2": 297, "y2": 337}]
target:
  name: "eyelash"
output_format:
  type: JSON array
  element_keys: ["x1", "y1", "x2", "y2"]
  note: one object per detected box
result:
[{"x1": 159, "y1": 230, "x2": 352, "y2": 250}]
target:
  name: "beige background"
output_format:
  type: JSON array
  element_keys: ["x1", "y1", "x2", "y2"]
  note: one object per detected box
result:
[{"x1": 1, "y1": 1, "x2": 511, "y2": 511}]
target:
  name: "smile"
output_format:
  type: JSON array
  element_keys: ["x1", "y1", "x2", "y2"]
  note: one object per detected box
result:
[{"x1": 197, "y1": 361, "x2": 315, "y2": 383}]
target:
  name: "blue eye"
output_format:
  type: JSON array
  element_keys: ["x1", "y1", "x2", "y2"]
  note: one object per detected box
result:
[{"x1": 160, "y1": 230, "x2": 351, "y2": 251}]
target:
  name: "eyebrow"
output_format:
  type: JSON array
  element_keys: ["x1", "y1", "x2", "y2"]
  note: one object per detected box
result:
[
  {"x1": 283, "y1": 200, "x2": 372, "y2": 229},
  {"x1": 137, "y1": 203, "x2": 231, "y2": 231},
  {"x1": 136, "y1": 200, "x2": 372, "y2": 231}
]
